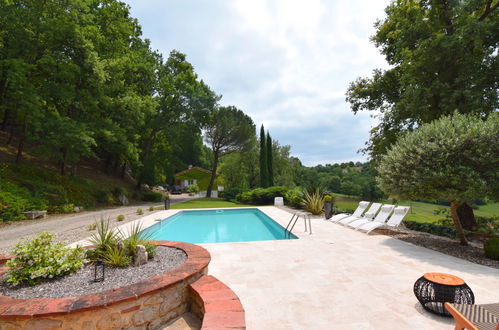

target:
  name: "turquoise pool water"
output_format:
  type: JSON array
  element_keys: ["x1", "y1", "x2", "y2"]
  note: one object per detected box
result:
[{"x1": 145, "y1": 208, "x2": 297, "y2": 243}]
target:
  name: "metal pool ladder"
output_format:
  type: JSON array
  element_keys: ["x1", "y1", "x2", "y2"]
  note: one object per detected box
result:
[{"x1": 284, "y1": 212, "x2": 312, "y2": 238}]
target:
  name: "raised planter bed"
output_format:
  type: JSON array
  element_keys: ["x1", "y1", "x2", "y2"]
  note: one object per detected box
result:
[{"x1": 0, "y1": 241, "x2": 210, "y2": 329}]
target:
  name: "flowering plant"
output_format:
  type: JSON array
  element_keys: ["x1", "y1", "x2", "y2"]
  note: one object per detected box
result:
[{"x1": 5, "y1": 232, "x2": 85, "y2": 286}]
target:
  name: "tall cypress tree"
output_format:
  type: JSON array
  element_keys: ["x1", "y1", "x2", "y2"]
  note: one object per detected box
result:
[
  {"x1": 266, "y1": 132, "x2": 273, "y2": 186},
  {"x1": 259, "y1": 125, "x2": 268, "y2": 187}
]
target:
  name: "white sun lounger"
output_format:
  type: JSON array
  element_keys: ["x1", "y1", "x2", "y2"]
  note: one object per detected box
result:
[
  {"x1": 337, "y1": 202, "x2": 382, "y2": 225},
  {"x1": 357, "y1": 206, "x2": 410, "y2": 234},
  {"x1": 329, "y1": 201, "x2": 370, "y2": 222},
  {"x1": 347, "y1": 204, "x2": 394, "y2": 229}
]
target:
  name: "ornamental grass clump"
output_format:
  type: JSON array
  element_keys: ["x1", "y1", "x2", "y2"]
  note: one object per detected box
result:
[
  {"x1": 102, "y1": 245, "x2": 131, "y2": 267},
  {"x1": 302, "y1": 189, "x2": 324, "y2": 215},
  {"x1": 86, "y1": 219, "x2": 157, "y2": 267},
  {"x1": 88, "y1": 218, "x2": 120, "y2": 259},
  {"x1": 124, "y1": 221, "x2": 155, "y2": 254},
  {"x1": 5, "y1": 232, "x2": 85, "y2": 286}
]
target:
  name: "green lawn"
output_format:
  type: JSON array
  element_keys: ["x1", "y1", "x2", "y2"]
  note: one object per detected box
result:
[
  {"x1": 332, "y1": 195, "x2": 498, "y2": 223},
  {"x1": 170, "y1": 198, "x2": 257, "y2": 209},
  {"x1": 168, "y1": 196, "x2": 498, "y2": 223}
]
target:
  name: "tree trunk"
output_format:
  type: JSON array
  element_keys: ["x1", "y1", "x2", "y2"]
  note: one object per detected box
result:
[
  {"x1": 206, "y1": 151, "x2": 219, "y2": 198},
  {"x1": 7, "y1": 130, "x2": 14, "y2": 145},
  {"x1": 15, "y1": 118, "x2": 26, "y2": 164},
  {"x1": 69, "y1": 163, "x2": 77, "y2": 177},
  {"x1": 60, "y1": 149, "x2": 67, "y2": 176},
  {"x1": 120, "y1": 161, "x2": 127, "y2": 179},
  {"x1": 450, "y1": 201, "x2": 468, "y2": 245},
  {"x1": 136, "y1": 130, "x2": 157, "y2": 189},
  {"x1": 457, "y1": 203, "x2": 477, "y2": 231},
  {"x1": 104, "y1": 156, "x2": 111, "y2": 175},
  {"x1": 15, "y1": 135, "x2": 24, "y2": 164},
  {"x1": 1, "y1": 108, "x2": 10, "y2": 132}
]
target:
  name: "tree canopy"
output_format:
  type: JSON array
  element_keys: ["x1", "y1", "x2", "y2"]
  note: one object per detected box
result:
[
  {"x1": 266, "y1": 132, "x2": 274, "y2": 186},
  {"x1": 346, "y1": 0, "x2": 499, "y2": 160},
  {"x1": 377, "y1": 112, "x2": 499, "y2": 244},
  {"x1": 259, "y1": 125, "x2": 268, "y2": 187},
  {"x1": 203, "y1": 106, "x2": 256, "y2": 197},
  {"x1": 0, "y1": 0, "x2": 218, "y2": 185}
]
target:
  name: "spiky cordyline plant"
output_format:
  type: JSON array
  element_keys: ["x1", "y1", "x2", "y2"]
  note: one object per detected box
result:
[
  {"x1": 123, "y1": 221, "x2": 156, "y2": 253},
  {"x1": 302, "y1": 189, "x2": 324, "y2": 215},
  {"x1": 88, "y1": 218, "x2": 120, "y2": 258}
]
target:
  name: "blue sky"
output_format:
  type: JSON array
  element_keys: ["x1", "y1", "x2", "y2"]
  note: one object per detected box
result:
[{"x1": 124, "y1": 0, "x2": 390, "y2": 166}]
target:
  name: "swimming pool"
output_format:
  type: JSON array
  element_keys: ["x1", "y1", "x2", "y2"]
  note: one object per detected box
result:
[{"x1": 145, "y1": 208, "x2": 297, "y2": 243}]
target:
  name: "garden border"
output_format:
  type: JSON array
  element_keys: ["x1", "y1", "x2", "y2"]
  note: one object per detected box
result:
[{"x1": 0, "y1": 241, "x2": 210, "y2": 328}]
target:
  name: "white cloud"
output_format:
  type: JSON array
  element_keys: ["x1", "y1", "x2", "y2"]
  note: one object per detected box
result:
[{"x1": 125, "y1": 0, "x2": 390, "y2": 165}]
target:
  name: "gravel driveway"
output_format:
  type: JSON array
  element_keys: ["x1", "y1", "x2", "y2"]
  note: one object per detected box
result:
[{"x1": 0, "y1": 194, "x2": 197, "y2": 255}]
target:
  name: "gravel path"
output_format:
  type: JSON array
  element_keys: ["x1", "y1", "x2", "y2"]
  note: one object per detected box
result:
[
  {"x1": 0, "y1": 246, "x2": 187, "y2": 299},
  {"x1": 0, "y1": 194, "x2": 196, "y2": 255},
  {"x1": 373, "y1": 227, "x2": 499, "y2": 269}
]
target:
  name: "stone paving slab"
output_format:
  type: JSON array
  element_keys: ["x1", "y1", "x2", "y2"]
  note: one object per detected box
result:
[{"x1": 199, "y1": 206, "x2": 499, "y2": 330}]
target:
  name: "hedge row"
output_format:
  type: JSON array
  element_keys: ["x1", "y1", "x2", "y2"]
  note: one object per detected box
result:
[{"x1": 235, "y1": 186, "x2": 289, "y2": 205}]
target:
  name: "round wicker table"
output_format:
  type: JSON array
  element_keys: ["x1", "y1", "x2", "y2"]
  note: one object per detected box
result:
[{"x1": 413, "y1": 272, "x2": 475, "y2": 316}]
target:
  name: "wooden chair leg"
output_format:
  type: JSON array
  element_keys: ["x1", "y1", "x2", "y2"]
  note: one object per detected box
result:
[{"x1": 445, "y1": 303, "x2": 479, "y2": 330}]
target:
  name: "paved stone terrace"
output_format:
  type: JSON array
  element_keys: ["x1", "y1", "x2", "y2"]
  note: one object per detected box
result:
[
  {"x1": 75, "y1": 206, "x2": 499, "y2": 329},
  {"x1": 199, "y1": 206, "x2": 499, "y2": 330}
]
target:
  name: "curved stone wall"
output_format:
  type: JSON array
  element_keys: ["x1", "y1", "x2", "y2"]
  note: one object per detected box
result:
[{"x1": 0, "y1": 241, "x2": 210, "y2": 329}]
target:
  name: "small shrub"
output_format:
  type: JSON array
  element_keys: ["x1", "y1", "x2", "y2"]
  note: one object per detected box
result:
[
  {"x1": 112, "y1": 186, "x2": 126, "y2": 197},
  {"x1": 5, "y1": 232, "x2": 85, "y2": 285},
  {"x1": 236, "y1": 186, "x2": 289, "y2": 205},
  {"x1": 221, "y1": 188, "x2": 246, "y2": 201},
  {"x1": 149, "y1": 206, "x2": 154, "y2": 212},
  {"x1": 49, "y1": 203, "x2": 76, "y2": 214},
  {"x1": 87, "y1": 222, "x2": 97, "y2": 231},
  {"x1": 140, "y1": 191, "x2": 162, "y2": 202},
  {"x1": 102, "y1": 245, "x2": 131, "y2": 267},
  {"x1": 116, "y1": 214, "x2": 125, "y2": 222},
  {"x1": 484, "y1": 238, "x2": 499, "y2": 260},
  {"x1": 136, "y1": 208, "x2": 143, "y2": 215},
  {"x1": 144, "y1": 242, "x2": 157, "y2": 259},
  {"x1": 302, "y1": 189, "x2": 324, "y2": 215},
  {"x1": 289, "y1": 194, "x2": 303, "y2": 208},
  {"x1": 186, "y1": 184, "x2": 199, "y2": 194},
  {"x1": 324, "y1": 195, "x2": 333, "y2": 203},
  {"x1": 95, "y1": 190, "x2": 114, "y2": 204}
]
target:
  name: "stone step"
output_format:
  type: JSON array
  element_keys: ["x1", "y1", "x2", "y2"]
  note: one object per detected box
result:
[{"x1": 156, "y1": 312, "x2": 201, "y2": 330}]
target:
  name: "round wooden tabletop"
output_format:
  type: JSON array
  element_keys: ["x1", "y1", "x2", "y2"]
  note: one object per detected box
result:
[{"x1": 423, "y1": 272, "x2": 465, "y2": 286}]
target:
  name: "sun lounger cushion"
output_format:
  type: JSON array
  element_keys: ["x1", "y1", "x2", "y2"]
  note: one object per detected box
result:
[{"x1": 393, "y1": 207, "x2": 407, "y2": 215}]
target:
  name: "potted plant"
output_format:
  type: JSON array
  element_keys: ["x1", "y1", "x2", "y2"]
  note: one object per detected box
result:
[{"x1": 323, "y1": 195, "x2": 333, "y2": 220}]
